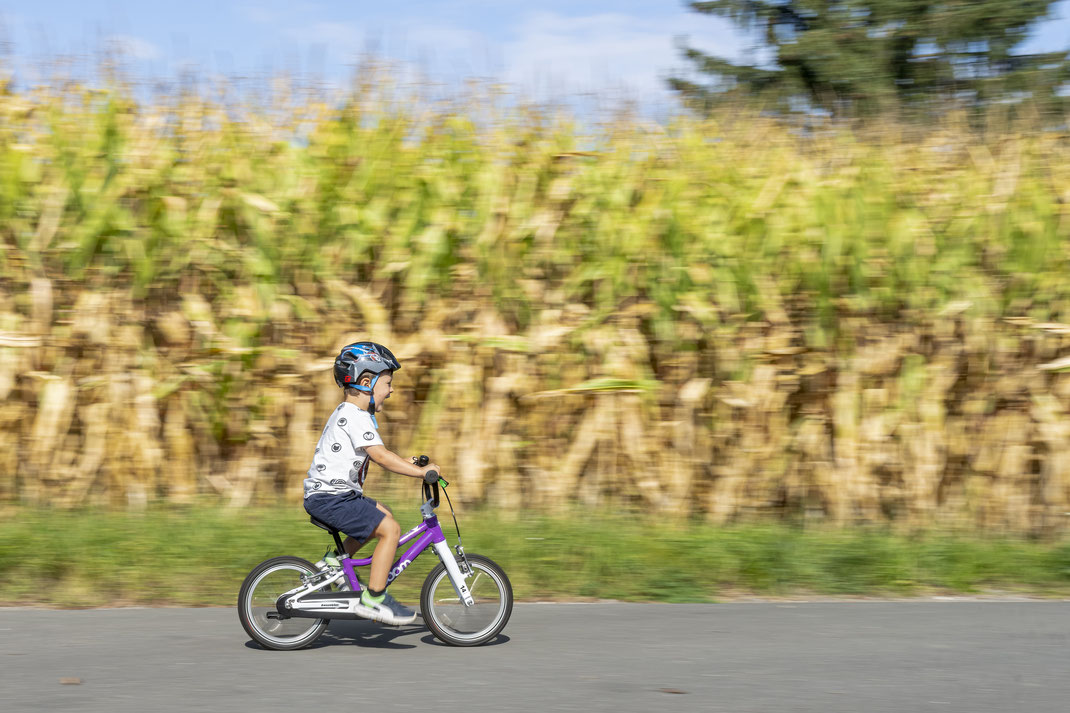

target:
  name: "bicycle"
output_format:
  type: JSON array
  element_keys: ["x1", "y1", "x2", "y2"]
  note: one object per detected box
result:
[{"x1": 237, "y1": 461, "x2": 513, "y2": 650}]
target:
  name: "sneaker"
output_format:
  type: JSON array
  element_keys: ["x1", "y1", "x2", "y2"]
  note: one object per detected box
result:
[{"x1": 357, "y1": 590, "x2": 417, "y2": 626}]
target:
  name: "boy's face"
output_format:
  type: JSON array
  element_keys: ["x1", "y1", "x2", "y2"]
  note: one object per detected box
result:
[{"x1": 370, "y1": 371, "x2": 393, "y2": 412}]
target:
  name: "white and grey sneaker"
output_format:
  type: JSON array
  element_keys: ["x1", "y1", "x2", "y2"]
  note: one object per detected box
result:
[{"x1": 357, "y1": 591, "x2": 417, "y2": 625}]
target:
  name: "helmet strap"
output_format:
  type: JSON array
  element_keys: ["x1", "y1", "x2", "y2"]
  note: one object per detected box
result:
[
  {"x1": 369, "y1": 374, "x2": 380, "y2": 426},
  {"x1": 353, "y1": 373, "x2": 380, "y2": 428}
]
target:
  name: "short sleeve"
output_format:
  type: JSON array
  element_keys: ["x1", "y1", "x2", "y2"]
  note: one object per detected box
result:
[{"x1": 340, "y1": 406, "x2": 384, "y2": 449}]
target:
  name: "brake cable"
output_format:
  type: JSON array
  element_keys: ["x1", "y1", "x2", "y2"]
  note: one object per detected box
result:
[
  {"x1": 441, "y1": 484, "x2": 462, "y2": 545},
  {"x1": 435, "y1": 478, "x2": 470, "y2": 575},
  {"x1": 419, "y1": 455, "x2": 470, "y2": 574}
]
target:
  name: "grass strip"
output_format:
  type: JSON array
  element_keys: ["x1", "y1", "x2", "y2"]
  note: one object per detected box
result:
[{"x1": 2, "y1": 505, "x2": 1069, "y2": 607}]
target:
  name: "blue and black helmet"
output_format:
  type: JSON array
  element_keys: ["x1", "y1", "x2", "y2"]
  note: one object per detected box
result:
[
  {"x1": 334, "y1": 342, "x2": 400, "y2": 390},
  {"x1": 334, "y1": 342, "x2": 400, "y2": 422}
]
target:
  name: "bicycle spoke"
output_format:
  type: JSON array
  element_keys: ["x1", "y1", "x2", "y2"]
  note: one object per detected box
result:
[
  {"x1": 427, "y1": 561, "x2": 507, "y2": 640},
  {"x1": 246, "y1": 564, "x2": 325, "y2": 643}
]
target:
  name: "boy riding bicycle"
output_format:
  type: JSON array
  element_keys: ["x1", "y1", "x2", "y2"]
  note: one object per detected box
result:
[{"x1": 302, "y1": 342, "x2": 441, "y2": 625}]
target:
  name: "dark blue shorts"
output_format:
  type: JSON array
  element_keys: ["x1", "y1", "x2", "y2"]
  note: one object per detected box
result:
[{"x1": 304, "y1": 491, "x2": 385, "y2": 544}]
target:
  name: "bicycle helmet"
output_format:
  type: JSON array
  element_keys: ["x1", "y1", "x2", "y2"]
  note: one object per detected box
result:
[{"x1": 333, "y1": 342, "x2": 400, "y2": 422}]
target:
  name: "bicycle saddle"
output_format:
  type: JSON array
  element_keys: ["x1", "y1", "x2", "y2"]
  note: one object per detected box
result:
[{"x1": 309, "y1": 516, "x2": 339, "y2": 534}]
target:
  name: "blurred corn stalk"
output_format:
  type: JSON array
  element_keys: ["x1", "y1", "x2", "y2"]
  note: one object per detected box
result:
[{"x1": 0, "y1": 73, "x2": 1069, "y2": 533}]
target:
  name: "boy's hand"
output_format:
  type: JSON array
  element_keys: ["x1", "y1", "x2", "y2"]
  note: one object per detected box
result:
[{"x1": 411, "y1": 456, "x2": 441, "y2": 476}]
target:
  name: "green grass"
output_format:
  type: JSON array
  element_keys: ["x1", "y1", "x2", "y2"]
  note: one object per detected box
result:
[{"x1": 2, "y1": 504, "x2": 1069, "y2": 607}]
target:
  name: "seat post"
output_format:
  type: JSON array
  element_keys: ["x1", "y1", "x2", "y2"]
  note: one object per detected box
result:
[
  {"x1": 331, "y1": 530, "x2": 345, "y2": 556},
  {"x1": 311, "y1": 516, "x2": 347, "y2": 557}
]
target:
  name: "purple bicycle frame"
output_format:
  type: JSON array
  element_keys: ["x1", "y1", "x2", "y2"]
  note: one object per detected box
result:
[{"x1": 340, "y1": 515, "x2": 446, "y2": 593}]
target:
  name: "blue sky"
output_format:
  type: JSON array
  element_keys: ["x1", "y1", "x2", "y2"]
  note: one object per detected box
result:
[{"x1": 2, "y1": 0, "x2": 1068, "y2": 103}]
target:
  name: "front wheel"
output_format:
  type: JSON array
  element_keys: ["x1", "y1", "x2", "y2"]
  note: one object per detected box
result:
[
  {"x1": 421, "y1": 553, "x2": 512, "y2": 646},
  {"x1": 238, "y1": 556, "x2": 329, "y2": 651}
]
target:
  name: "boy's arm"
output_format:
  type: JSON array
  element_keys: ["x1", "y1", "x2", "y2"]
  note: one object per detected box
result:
[{"x1": 365, "y1": 445, "x2": 439, "y2": 479}]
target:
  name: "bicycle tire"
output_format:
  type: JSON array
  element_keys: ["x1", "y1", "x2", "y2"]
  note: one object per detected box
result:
[
  {"x1": 420, "y1": 553, "x2": 512, "y2": 646},
  {"x1": 238, "y1": 556, "x2": 329, "y2": 651}
]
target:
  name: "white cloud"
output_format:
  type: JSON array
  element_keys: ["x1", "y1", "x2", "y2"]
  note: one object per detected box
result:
[
  {"x1": 107, "y1": 35, "x2": 161, "y2": 61},
  {"x1": 500, "y1": 11, "x2": 752, "y2": 100},
  {"x1": 378, "y1": 23, "x2": 501, "y2": 84},
  {"x1": 400, "y1": 24, "x2": 489, "y2": 57},
  {"x1": 227, "y1": 6, "x2": 760, "y2": 107}
]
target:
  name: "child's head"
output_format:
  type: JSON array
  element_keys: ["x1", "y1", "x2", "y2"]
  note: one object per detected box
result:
[
  {"x1": 334, "y1": 342, "x2": 400, "y2": 413},
  {"x1": 344, "y1": 370, "x2": 393, "y2": 411}
]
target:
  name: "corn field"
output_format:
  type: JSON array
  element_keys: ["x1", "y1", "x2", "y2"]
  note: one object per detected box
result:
[{"x1": 1, "y1": 74, "x2": 1069, "y2": 532}]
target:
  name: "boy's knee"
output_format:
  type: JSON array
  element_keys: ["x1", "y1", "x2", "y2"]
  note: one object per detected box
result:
[{"x1": 377, "y1": 516, "x2": 400, "y2": 539}]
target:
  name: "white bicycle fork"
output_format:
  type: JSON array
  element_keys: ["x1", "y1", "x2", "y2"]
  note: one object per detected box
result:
[{"x1": 432, "y1": 540, "x2": 475, "y2": 606}]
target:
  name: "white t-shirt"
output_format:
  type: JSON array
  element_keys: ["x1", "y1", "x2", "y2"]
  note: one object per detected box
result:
[{"x1": 303, "y1": 403, "x2": 384, "y2": 498}]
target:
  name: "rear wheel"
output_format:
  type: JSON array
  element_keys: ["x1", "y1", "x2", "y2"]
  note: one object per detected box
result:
[
  {"x1": 420, "y1": 553, "x2": 512, "y2": 646},
  {"x1": 238, "y1": 556, "x2": 329, "y2": 651}
]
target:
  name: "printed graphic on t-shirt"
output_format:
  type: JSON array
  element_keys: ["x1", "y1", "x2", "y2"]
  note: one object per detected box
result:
[{"x1": 303, "y1": 403, "x2": 384, "y2": 498}]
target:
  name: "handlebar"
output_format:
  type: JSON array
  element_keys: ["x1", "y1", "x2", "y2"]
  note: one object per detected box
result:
[
  {"x1": 416, "y1": 455, "x2": 462, "y2": 546},
  {"x1": 418, "y1": 454, "x2": 441, "y2": 507},
  {"x1": 416, "y1": 454, "x2": 449, "y2": 508},
  {"x1": 422, "y1": 479, "x2": 439, "y2": 508}
]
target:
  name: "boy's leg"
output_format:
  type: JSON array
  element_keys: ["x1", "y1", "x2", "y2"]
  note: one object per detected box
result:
[
  {"x1": 343, "y1": 503, "x2": 393, "y2": 557},
  {"x1": 367, "y1": 515, "x2": 401, "y2": 591},
  {"x1": 324, "y1": 497, "x2": 411, "y2": 625},
  {"x1": 360, "y1": 513, "x2": 416, "y2": 624}
]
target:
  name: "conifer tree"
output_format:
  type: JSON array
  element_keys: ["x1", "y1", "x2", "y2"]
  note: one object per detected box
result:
[{"x1": 669, "y1": 1, "x2": 1070, "y2": 115}]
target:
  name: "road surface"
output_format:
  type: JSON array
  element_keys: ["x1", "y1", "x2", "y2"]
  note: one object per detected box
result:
[{"x1": 2, "y1": 601, "x2": 1068, "y2": 712}]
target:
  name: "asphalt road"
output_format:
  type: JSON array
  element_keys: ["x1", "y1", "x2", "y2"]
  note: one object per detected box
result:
[{"x1": 1, "y1": 601, "x2": 1068, "y2": 713}]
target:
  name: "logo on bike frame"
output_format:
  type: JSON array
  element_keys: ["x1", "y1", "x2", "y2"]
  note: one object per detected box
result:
[{"x1": 387, "y1": 558, "x2": 413, "y2": 583}]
